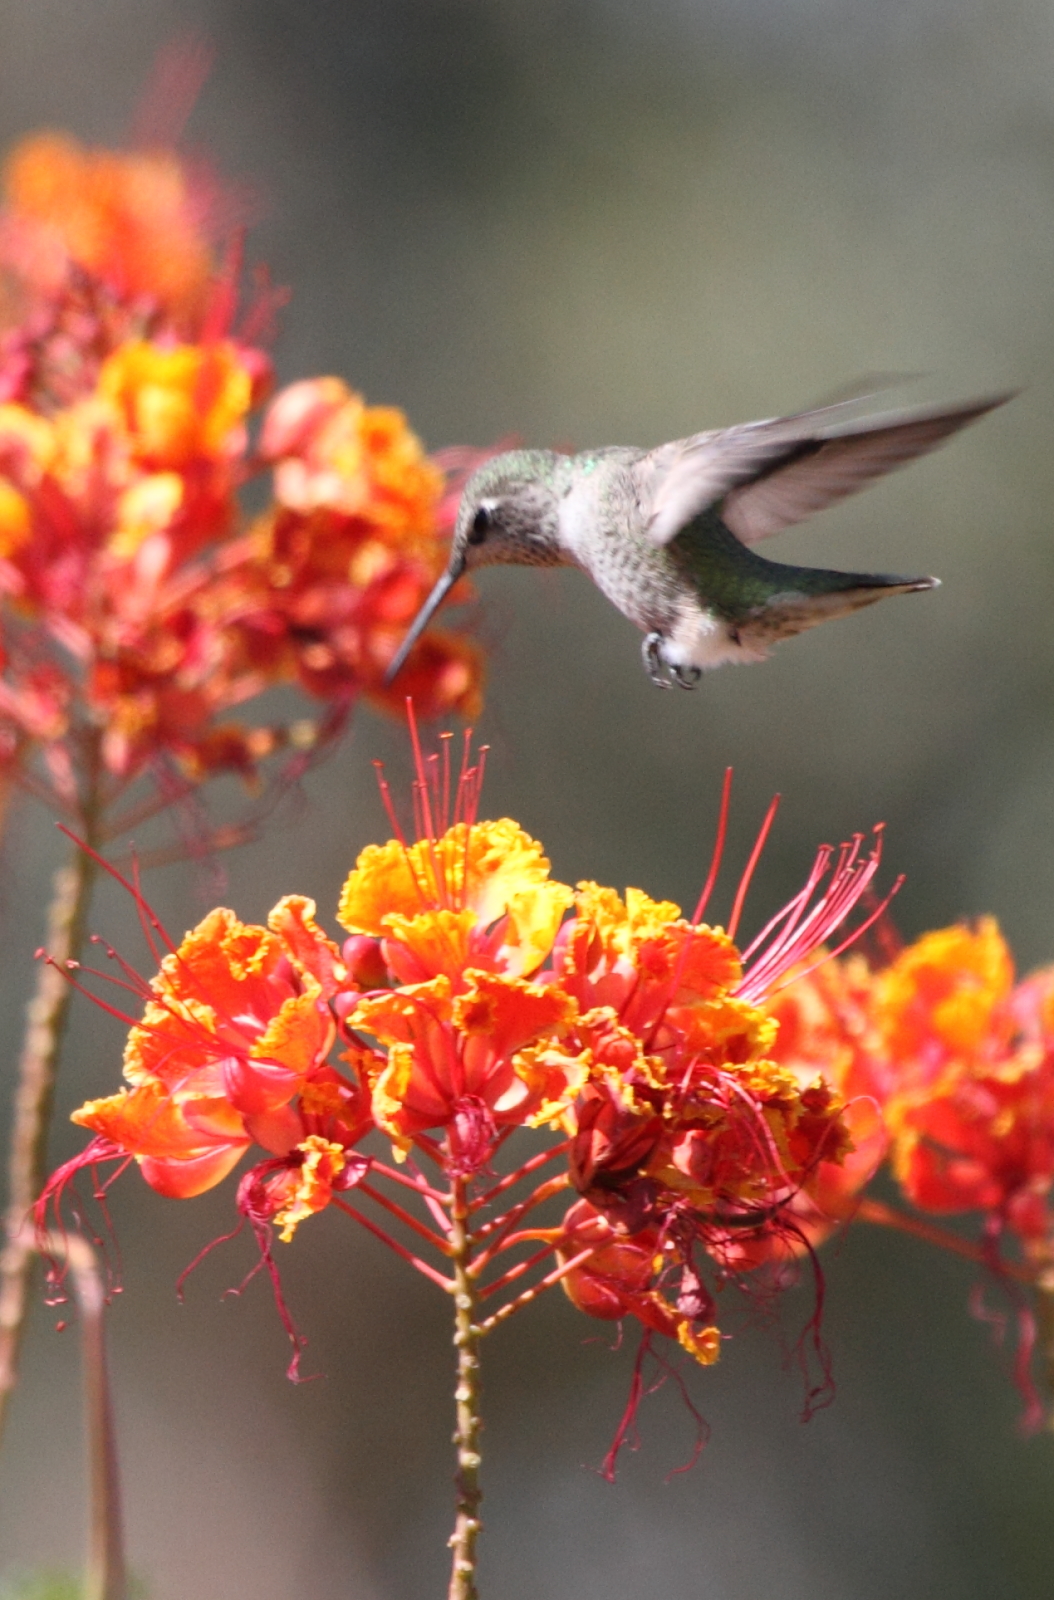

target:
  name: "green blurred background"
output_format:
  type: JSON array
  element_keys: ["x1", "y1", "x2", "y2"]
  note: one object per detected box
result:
[{"x1": 2, "y1": 1, "x2": 1054, "y2": 1595}]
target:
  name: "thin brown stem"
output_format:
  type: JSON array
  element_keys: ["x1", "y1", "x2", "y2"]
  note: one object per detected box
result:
[
  {"x1": 0, "y1": 823, "x2": 99, "y2": 1442},
  {"x1": 448, "y1": 1177, "x2": 483, "y2": 1600},
  {"x1": 29, "y1": 1227, "x2": 126, "y2": 1600}
]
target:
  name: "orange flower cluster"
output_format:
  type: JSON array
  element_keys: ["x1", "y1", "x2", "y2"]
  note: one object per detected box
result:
[
  {"x1": 43, "y1": 739, "x2": 891, "y2": 1387},
  {"x1": 760, "y1": 918, "x2": 1054, "y2": 1274},
  {"x1": 0, "y1": 130, "x2": 482, "y2": 830},
  {"x1": 869, "y1": 921, "x2": 1054, "y2": 1258}
]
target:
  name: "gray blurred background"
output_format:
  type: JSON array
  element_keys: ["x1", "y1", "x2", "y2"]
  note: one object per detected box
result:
[{"x1": 2, "y1": 1, "x2": 1054, "y2": 1595}]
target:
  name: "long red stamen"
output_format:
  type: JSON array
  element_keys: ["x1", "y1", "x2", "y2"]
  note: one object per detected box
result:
[
  {"x1": 373, "y1": 761, "x2": 408, "y2": 847},
  {"x1": 453, "y1": 730, "x2": 474, "y2": 828},
  {"x1": 440, "y1": 731, "x2": 453, "y2": 834},
  {"x1": 56, "y1": 826, "x2": 178, "y2": 963},
  {"x1": 727, "y1": 794, "x2": 781, "y2": 942},
  {"x1": 175, "y1": 1222, "x2": 246, "y2": 1301},
  {"x1": 37, "y1": 954, "x2": 140, "y2": 1028},
  {"x1": 691, "y1": 767, "x2": 733, "y2": 926},
  {"x1": 737, "y1": 827, "x2": 891, "y2": 1003},
  {"x1": 764, "y1": 875, "x2": 904, "y2": 1001}
]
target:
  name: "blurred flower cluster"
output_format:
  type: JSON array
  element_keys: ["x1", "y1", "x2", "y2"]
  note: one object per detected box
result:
[
  {"x1": 767, "y1": 920, "x2": 1054, "y2": 1273},
  {"x1": 0, "y1": 128, "x2": 482, "y2": 841}
]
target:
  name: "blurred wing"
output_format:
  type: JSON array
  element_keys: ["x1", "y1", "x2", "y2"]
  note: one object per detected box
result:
[{"x1": 639, "y1": 394, "x2": 1011, "y2": 548}]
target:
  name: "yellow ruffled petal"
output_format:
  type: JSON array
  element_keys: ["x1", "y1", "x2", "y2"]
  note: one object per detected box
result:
[
  {"x1": 381, "y1": 908, "x2": 476, "y2": 978},
  {"x1": 274, "y1": 1136, "x2": 348, "y2": 1242},
  {"x1": 338, "y1": 819, "x2": 570, "y2": 938},
  {"x1": 501, "y1": 881, "x2": 574, "y2": 976}
]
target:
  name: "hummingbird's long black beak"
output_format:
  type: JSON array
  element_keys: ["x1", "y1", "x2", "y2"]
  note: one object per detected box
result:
[{"x1": 384, "y1": 553, "x2": 466, "y2": 685}]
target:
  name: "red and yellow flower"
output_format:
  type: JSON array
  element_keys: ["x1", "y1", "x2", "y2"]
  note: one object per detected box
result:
[{"x1": 70, "y1": 897, "x2": 368, "y2": 1210}]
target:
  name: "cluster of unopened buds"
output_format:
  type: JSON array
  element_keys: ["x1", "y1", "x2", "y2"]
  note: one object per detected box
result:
[
  {"x1": 41, "y1": 719, "x2": 1054, "y2": 1463},
  {"x1": 0, "y1": 127, "x2": 482, "y2": 839}
]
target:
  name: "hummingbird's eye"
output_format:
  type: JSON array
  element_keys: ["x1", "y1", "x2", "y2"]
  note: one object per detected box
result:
[{"x1": 467, "y1": 505, "x2": 492, "y2": 545}]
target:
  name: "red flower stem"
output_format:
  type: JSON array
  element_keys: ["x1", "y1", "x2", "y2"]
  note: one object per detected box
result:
[
  {"x1": 29, "y1": 1226, "x2": 126, "y2": 1600},
  {"x1": 476, "y1": 1246, "x2": 597, "y2": 1335},
  {"x1": 330, "y1": 1197, "x2": 453, "y2": 1290},
  {"x1": 477, "y1": 1139, "x2": 569, "y2": 1207},
  {"x1": 356, "y1": 1179, "x2": 454, "y2": 1255},
  {"x1": 368, "y1": 1160, "x2": 450, "y2": 1207},
  {"x1": 477, "y1": 1241, "x2": 559, "y2": 1301},
  {"x1": 469, "y1": 1175, "x2": 570, "y2": 1270},
  {"x1": 0, "y1": 806, "x2": 100, "y2": 1446},
  {"x1": 855, "y1": 1198, "x2": 1034, "y2": 1284},
  {"x1": 448, "y1": 1176, "x2": 483, "y2": 1600}
]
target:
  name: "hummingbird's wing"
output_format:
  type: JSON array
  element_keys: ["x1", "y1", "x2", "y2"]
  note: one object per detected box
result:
[{"x1": 639, "y1": 394, "x2": 1012, "y2": 548}]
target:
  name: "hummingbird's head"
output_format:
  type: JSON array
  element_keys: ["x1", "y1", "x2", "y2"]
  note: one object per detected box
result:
[
  {"x1": 450, "y1": 450, "x2": 568, "y2": 574},
  {"x1": 385, "y1": 449, "x2": 570, "y2": 685}
]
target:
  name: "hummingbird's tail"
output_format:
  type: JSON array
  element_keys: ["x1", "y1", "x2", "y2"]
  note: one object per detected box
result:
[{"x1": 735, "y1": 566, "x2": 939, "y2": 648}]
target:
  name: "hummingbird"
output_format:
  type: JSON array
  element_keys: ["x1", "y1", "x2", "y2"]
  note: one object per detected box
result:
[{"x1": 385, "y1": 392, "x2": 1009, "y2": 689}]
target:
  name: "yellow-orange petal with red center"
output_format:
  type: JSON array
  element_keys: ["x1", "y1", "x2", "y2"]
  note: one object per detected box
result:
[
  {"x1": 122, "y1": 907, "x2": 329, "y2": 1100},
  {"x1": 267, "y1": 894, "x2": 347, "y2": 992},
  {"x1": 108, "y1": 471, "x2": 184, "y2": 559},
  {"x1": 0, "y1": 480, "x2": 32, "y2": 556},
  {"x1": 501, "y1": 882, "x2": 574, "y2": 978},
  {"x1": 451, "y1": 969, "x2": 577, "y2": 1061},
  {"x1": 351, "y1": 975, "x2": 453, "y2": 1045},
  {"x1": 674, "y1": 994, "x2": 778, "y2": 1067},
  {"x1": 261, "y1": 378, "x2": 444, "y2": 541},
  {"x1": 573, "y1": 882, "x2": 682, "y2": 959},
  {"x1": 380, "y1": 908, "x2": 476, "y2": 981},
  {"x1": 252, "y1": 980, "x2": 332, "y2": 1080},
  {"x1": 513, "y1": 1042, "x2": 593, "y2": 1129},
  {"x1": 364, "y1": 629, "x2": 485, "y2": 725},
  {"x1": 369, "y1": 1042, "x2": 418, "y2": 1152},
  {"x1": 338, "y1": 820, "x2": 569, "y2": 947},
  {"x1": 71, "y1": 1082, "x2": 249, "y2": 1198}
]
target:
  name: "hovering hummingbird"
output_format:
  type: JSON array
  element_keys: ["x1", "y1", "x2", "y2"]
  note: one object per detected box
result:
[{"x1": 386, "y1": 393, "x2": 1009, "y2": 689}]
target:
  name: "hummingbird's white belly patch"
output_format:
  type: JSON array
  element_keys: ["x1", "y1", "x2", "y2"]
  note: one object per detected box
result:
[{"x1": 666, "y1": 605, "x2": 769, "y2": 672}]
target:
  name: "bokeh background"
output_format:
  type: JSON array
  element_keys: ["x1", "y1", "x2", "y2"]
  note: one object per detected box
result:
[{"x1": 2, "y1": 1, "x2": 1054, "y2": 1595}]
